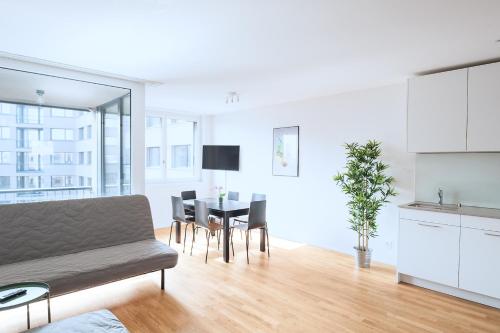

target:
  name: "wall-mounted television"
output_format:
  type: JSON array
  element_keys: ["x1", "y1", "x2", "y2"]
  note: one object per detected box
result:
[{"x1": 202, "y1": 145, "x2": 240, "y2": 171}]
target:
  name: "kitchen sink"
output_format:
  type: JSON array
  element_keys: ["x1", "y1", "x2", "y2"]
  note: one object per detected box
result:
[{"x1": 407, "y1": 202, "x2": 459, "y2": 211}]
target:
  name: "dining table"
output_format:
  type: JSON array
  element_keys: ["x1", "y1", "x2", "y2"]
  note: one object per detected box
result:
[{"x1": 181, "y1": 198, "x2": 266, "y2": 262}]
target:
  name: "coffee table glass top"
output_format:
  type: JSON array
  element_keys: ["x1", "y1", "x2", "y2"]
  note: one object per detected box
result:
[{"x1": 0, "y1": 282, "x2": 50, "y2": 311}]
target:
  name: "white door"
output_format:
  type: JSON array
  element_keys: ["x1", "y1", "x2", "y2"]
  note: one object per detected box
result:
[
  {"x1": 467, "y1": 62, "x2": 500, "y2": 152},
  {"x1": 398, "y1": 219, "x2": 460, "y2": 287},
  {"x1": 459, "y1": 227, "x2": 500, "y2": 298},
  {"x1": 407, "y1": 69, "x2": 468, "y2": 152}
]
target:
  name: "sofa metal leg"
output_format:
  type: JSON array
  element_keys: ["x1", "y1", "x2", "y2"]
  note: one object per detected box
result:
[{"x1": 161, "y1": 269, "x2": 165, "y2": 290}]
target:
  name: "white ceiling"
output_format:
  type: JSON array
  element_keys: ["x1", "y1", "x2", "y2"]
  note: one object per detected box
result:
[
  {"x1": 1, "y1": 0, "x2": 500, "y2": 114},
  {"x1": 0, "y1": 68, "x2": 129, "y2": 109}
]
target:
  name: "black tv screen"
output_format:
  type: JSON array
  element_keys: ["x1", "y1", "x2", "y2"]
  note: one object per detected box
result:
[{"x1": 202, "y1": 145, "x2": 240, "y2": 171}]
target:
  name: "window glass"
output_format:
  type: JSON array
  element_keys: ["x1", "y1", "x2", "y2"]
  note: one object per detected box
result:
[{"x1": 146, "y1": 147, "x2": 160, "y2": 167}]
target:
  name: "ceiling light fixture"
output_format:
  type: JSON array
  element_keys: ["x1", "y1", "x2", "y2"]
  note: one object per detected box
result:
[
  {"x1": 36, "y1": 89, "x2": 45, "y2": 105},
  {"x1": 225, "y1": 91, "x2": 239, "y2": 104}
]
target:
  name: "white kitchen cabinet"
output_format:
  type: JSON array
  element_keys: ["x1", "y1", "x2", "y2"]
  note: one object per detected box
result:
[
  {"x1": 398, "y1": 218, "x2": 460, "y2": 287},
  {"x1": 460, "y1": 225, "x2": 500, "y2": 298},
  {"x1": 467, "y1": 62, "x2": 500, "y2": 151},
  {"x1": 407, "y1": 69, "x2": 468, "y2": 152}
]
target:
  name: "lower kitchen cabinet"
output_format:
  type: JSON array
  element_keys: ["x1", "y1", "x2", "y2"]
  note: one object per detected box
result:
[
  {"x1": 459, "y1": 227, "x2": 500, "y2": 298},
  {"x1": 398, "y1": 218, "x2": 460, "y2": 287}
]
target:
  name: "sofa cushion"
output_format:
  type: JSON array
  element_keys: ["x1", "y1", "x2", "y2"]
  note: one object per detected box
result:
[
  {"x1": 26, "y1": 309, "x2": 128, "y2": 333},
  {"x1": 0, "y1": 239, "x2": 177, "y2": 296},
  {"x1": 0, "y1": 195, "x2": 155, "y2": 266}
]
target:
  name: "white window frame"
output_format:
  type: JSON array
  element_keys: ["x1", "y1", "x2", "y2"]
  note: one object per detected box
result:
[{"x1": 145, "y1": 111, "x2": 201, "y2": 183}]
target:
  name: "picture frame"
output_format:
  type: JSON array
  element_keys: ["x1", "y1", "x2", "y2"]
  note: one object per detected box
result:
[{"x1": 272, "y1": 126, "x2": 299, "y2": 177}]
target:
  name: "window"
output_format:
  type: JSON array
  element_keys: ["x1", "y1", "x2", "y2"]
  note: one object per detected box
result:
[
  {"x1": 0, "y1": 176, "x2": 10, "y2": 189},
  {"x1": 51, "y1": 128, "x2": 74, "y2": 141},
  {"x1": 87, "y1": 125, "x2": 92, "y2": 139},
  {"x1": 78, "y1": 127, "x2": 84, "y2": 140},
  {"x1": 0, "y1": 152, "x2": 10, "y2": 164},
  {"x1": 16, "y1": 152, "x2": 41, "y2": 172},
  {"x1": 78, "y1": 152, "x2": 85, "y2": 165},
  {"x1": 0, "y1": 127, "x2": 10, "y2": 139},
  {"x1": 146, "y1": 147, "x2": 160, "y2": 167},
  {"x1": 16, "y1": 128, "x2": 42, "y2": 148},
  {"x1": 146, "y1": 116, "x2": 162, "y2": 128},
  {"x1": 79, "y1": 176, "x2": 85, "y2": 186},
  {"x1": 145, "y1": 114, "x2": 198, "y2": 181},
  {"x1": 0, "y1": 103, "x2": 15, "y2": 114},
  {"x1": 51, "y1": 176, "x2": 75, "y2": 188},
  {"x1": 17, "y1": 176, "x2": 41, "y2": 189},
  {"x1": 87, "y1": 151, "x2": 92, "y2": 165},
  {"x1": 51, "y1": 109, "x2": 74, "y2": 117},
  {"x1": 51, "y1": 153, "x2": 74, "y2": 165},
  {"x1": 16, "y1": 105, "x2": 41, "y2": 124},
  {"x1": 171, "y1": 145, "x2": 190, "y2": 168}
]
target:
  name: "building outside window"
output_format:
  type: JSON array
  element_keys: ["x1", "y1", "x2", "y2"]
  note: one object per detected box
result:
[
  {"x1": 0, "y1": 127, "x2": 10, "y2": 139},
  {"x1": 79, "y1": 176, "x2": 85, "y2": 186},
  {"x1": 86, "y1": 151, "x2": 92, "y2": 165},
  {"x1": 16, "y1": 105, "x2": 42, "y2": 124},
  {"x1": 87, "y1": 125, "x2": 92, "y2": 139},
  {"x1": 51, "y1": 152, "x2": 74, "y2": 165},
  {"x1": 78, "y1": 152, "x2": 85, "y2": 165},
  {"x1": 51, "y1": 175, "x2": 75, "y2": 188},
  {"x1": 51, "y1": 109, "x2": 74, "y2": 117},
  {"x1": 0, "y1": 176, "x2": 10, "y2": 189},
  {"x1": 0, "y1": 151, "x2": 10, "y2": 164},
  {"x1": 78, "y1": 127, "x2": 84, "y2": 140},
  {"x1": 16, "y1": 152, "x2": 41, "y2": 172},
  {"x1": 17, "y1": 176, "x2": 41, "y2": 189},
  {"x1": 16, "y1": 128, "x2": 42, "y2": 148},
  {"x1": 51, "y1": 128, "x2": 74, "y2": 141},
  {"x1": 145, "y1": 114, "x2": 198, "y2": 181}
]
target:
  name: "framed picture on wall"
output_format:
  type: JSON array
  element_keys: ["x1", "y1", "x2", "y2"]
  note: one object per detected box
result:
[{"x1": 273, "y1": 126, "x2": 299, "y2": 177}]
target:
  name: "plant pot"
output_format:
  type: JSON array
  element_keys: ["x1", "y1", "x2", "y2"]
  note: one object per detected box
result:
[{"x1": 354, "y1": 247, "x2": 372, "y2": 268}]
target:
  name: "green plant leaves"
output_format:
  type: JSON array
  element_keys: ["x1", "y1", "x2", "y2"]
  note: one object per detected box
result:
[{"x1": 334, "y1": 140, "x2": 397, "y2": 251}]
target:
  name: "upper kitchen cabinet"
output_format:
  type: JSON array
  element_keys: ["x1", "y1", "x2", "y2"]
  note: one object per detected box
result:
[
  {"x1": 407, "y1": 69, "x2": 468, "y2": 153},
  {"x1": 467, "y1": 62, "x2": 500, "y2": 152}
]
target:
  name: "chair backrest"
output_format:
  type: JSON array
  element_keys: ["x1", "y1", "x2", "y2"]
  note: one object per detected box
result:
[
  {"x1": 228, "y1": 191, "x2": 239, "y2": 201},
  {"x1": 251, "y1": 193, "x2": 266, "y2": 201},
  {"x1": 181, "y1": 190, "x2": 196, "y2": 200},
  {"x1": 171, "y1": 196, "x2": 186, "y2": 221},
  {"x1": 248, "y1": 200, "x2": 267, "y2": 229},
  {"x1": 194, "y1": 200, "x2": 209, "y2": 229},
  {"x1": 0, "y1": 195, "x2": 155, "y2": 266}
]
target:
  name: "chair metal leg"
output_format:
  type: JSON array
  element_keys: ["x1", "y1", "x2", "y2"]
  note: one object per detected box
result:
[
  {"x1": 190, "y1": 226, "x2": 196, "y2": 256},
  {"x1": 161, "y1": 269, "x2": 165, "y2": 290},
  {"x1": 217, "y1": 229, "x2": 221, "y2": 250},
  {"x1": 168, "y1": 221, "x2": 175, "y2": 245},
  {"x1": 183, "y1": 223, "x2": 189, "y2": 253},
  {"x1": 266, "y1": 226, "x2": 270, "y2": 258},
  {"x1": 230, "y1": 228, "x2": 235, "y2": 257},
  {"x1": 245, "y1": 230, "x2": 250, "y2": 264},
  {"x1": 205, "y1": 230, "x2": 210, "y2": 264}
]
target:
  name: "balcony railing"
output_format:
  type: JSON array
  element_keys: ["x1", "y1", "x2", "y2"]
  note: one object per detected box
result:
[{"x1": 0, "y1": 186, "x2": 94, "y2": 204}]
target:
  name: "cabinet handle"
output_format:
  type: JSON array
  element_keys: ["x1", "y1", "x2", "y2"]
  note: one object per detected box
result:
[
  {"x1": 485, "y1": 232, "x2": 500, "y2": 237},
  {"x1": 417, "y1": 223, "x2": 441, "y2": 228}
]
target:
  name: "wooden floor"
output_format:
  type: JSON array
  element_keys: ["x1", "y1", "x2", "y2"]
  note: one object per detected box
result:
[{"x1": 2, "y1": 228, "x2": 500, "y2": 333}]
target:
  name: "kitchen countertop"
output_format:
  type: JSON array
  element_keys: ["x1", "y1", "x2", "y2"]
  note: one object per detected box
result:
[{"x1": 400, "y1": 201, "x2": 500, "y2": 220}]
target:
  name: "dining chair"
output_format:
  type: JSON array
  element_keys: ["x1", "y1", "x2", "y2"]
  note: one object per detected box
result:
[
  {"x1": 169, "y1": 196, "x2": 195, "y2": 253},
  {"x1": 181, "y1": 190, "x2": 197, "y2": 217},
  {"x1": 191, "y1": 200, "x2": 224, "y2": 263},
  {"x1": 233, "y1": 192, "x2": 267, "y2": 238},
  {"x1": 230, "y1": 200, "x2": 270, "y2": 264},
  {"x1": 228, "y1": 191, "x2": 239, "y2": 201}
]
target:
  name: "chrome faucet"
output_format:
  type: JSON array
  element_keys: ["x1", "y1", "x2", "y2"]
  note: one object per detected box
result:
[{"x1": 438, "y1": 188, "x2": 443, "y2": 206}]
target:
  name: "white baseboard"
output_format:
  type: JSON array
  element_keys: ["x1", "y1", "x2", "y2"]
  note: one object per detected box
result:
[{"x1": 398, "y1": 273, "x2": 500, "y2": 309}]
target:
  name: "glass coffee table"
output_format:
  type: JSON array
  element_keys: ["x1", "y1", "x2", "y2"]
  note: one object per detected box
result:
[{"x1": 0, "y1": 282, "x2": 51, "y2": 329}]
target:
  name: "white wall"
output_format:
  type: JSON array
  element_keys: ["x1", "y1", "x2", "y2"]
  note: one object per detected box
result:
[
  {"x1": 145, "y1": 115, "x2": 214, "y2": 228},
  {"x1": 415, "y1": 153, "x2": 500, "y2": 209},
  {"x1": 0, "y1": 57, "x2": 146, "y2": 194},
  {"x1": 211, "y1": 84, "x2": 414, "y2": 265}
]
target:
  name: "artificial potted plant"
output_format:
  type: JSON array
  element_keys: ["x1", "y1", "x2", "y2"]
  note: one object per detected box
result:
[{"x1": 334, "y1": 140, "x2": 396, "y2": 268}]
